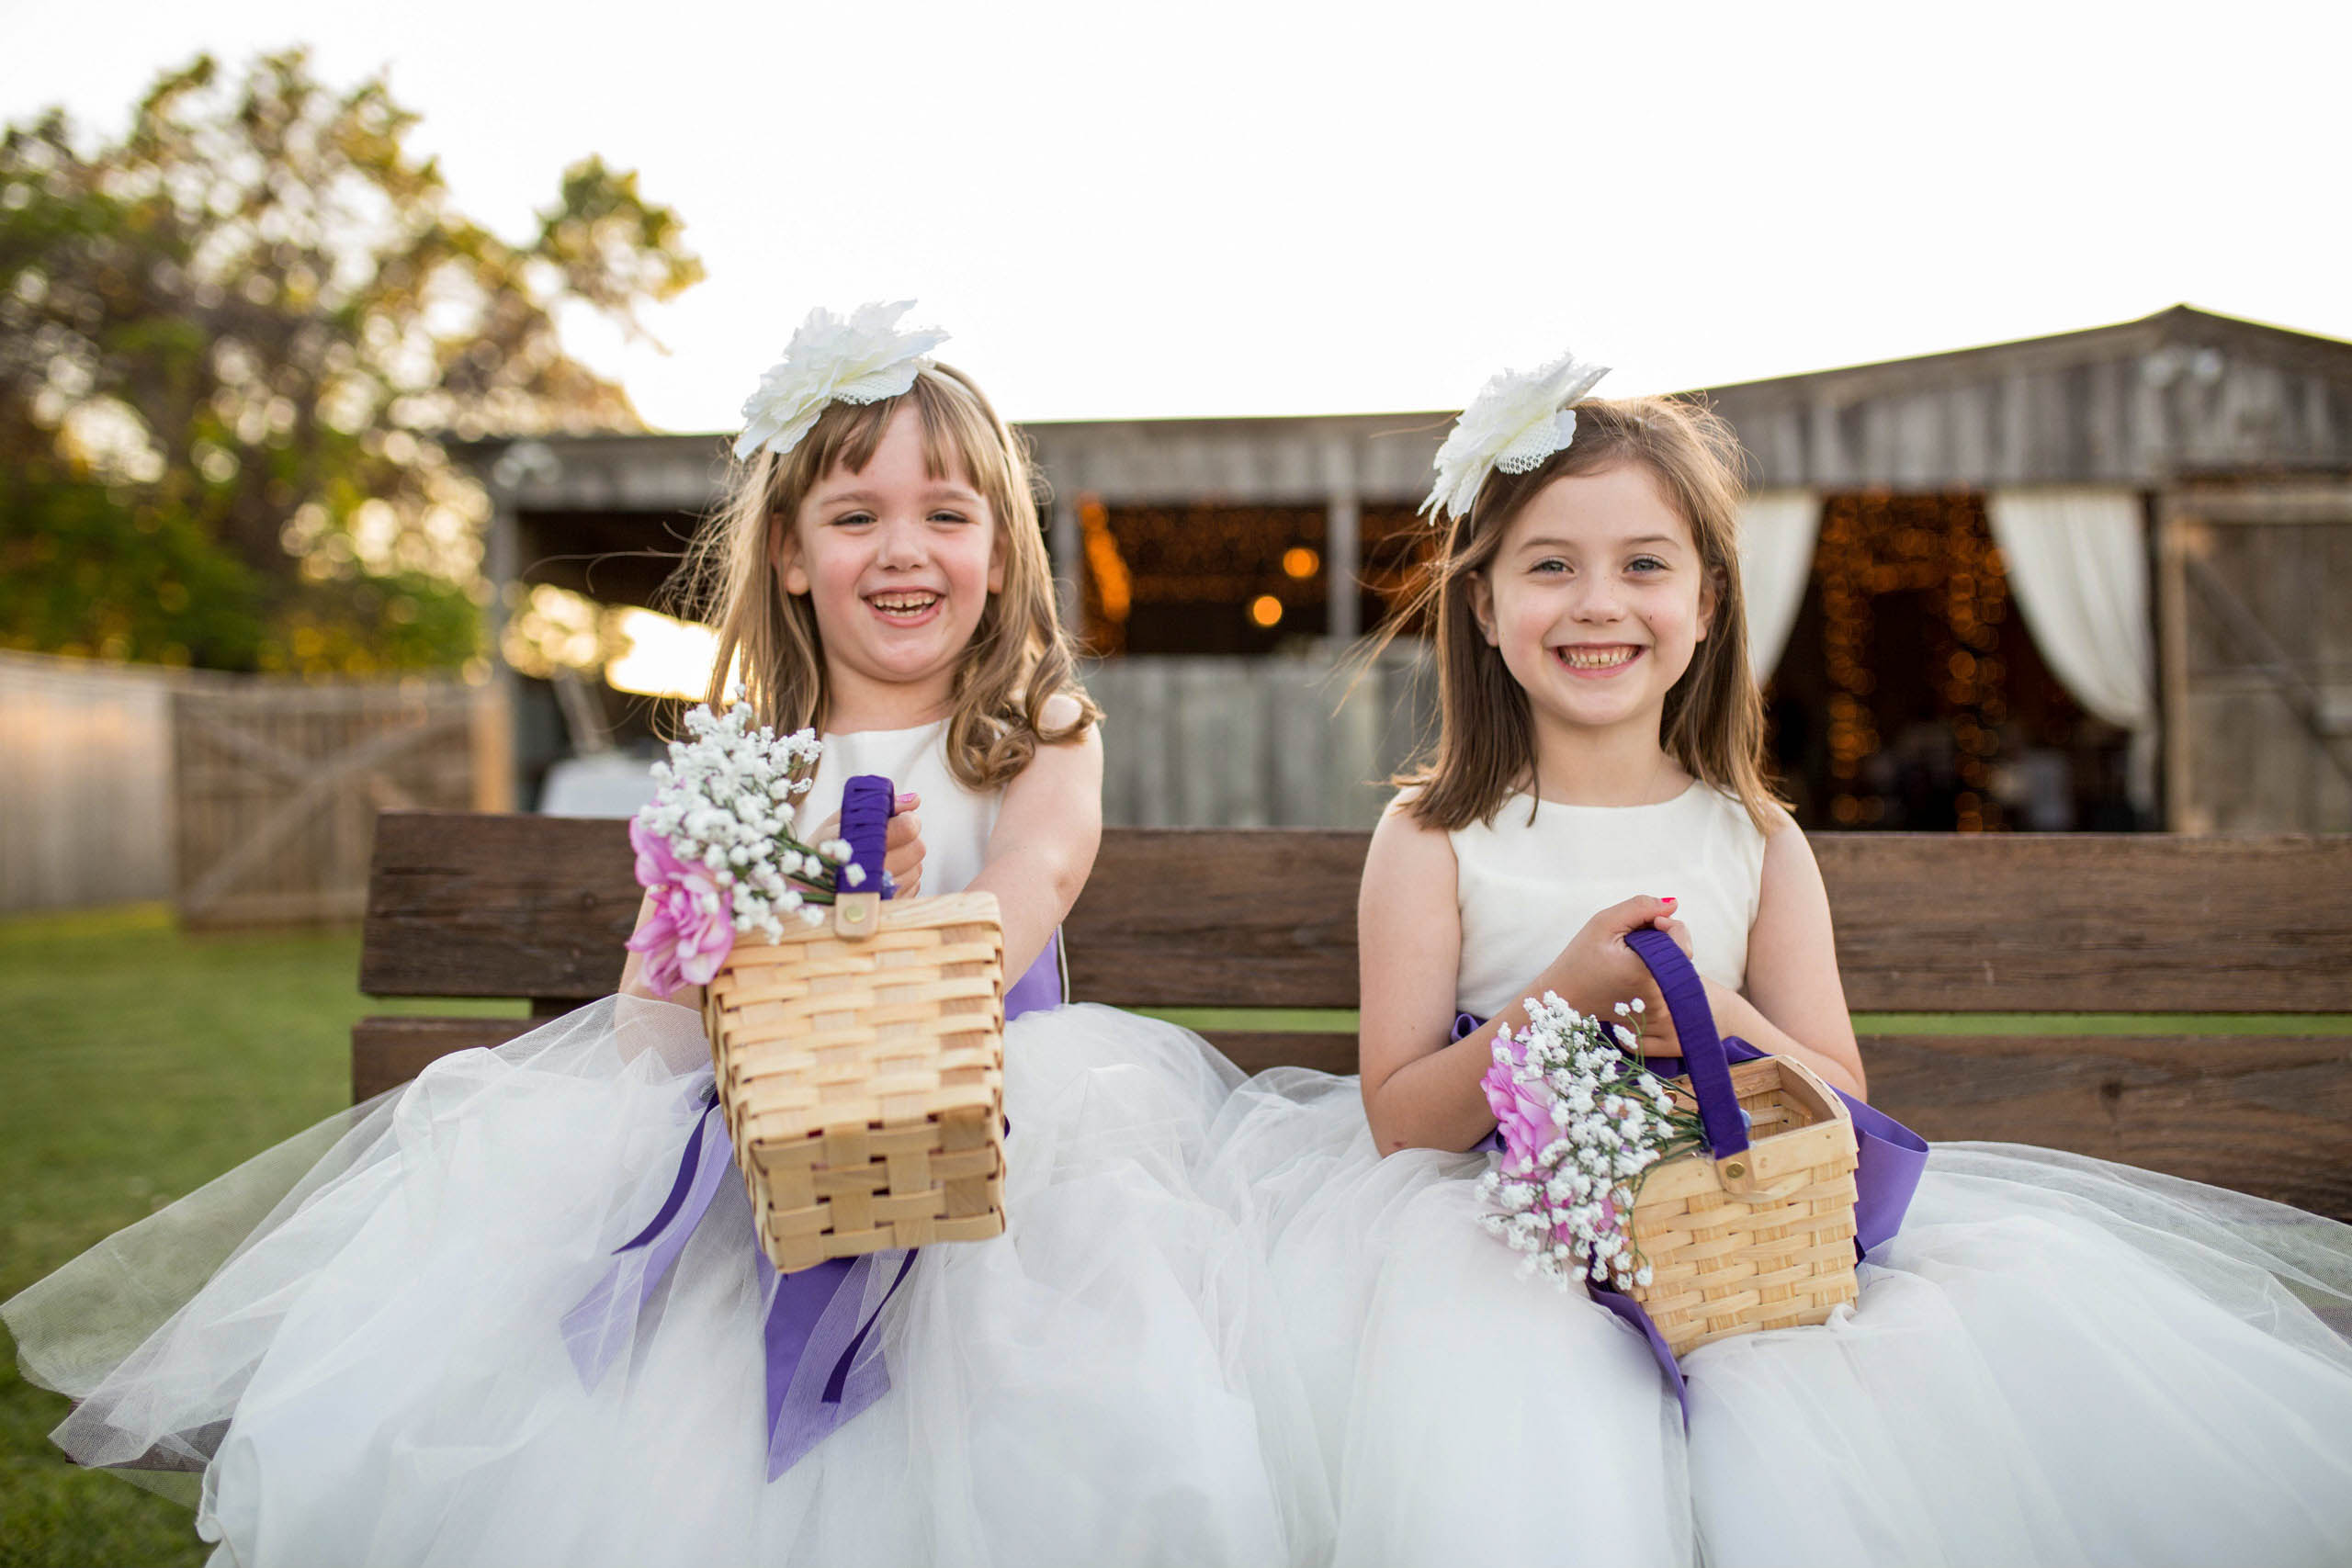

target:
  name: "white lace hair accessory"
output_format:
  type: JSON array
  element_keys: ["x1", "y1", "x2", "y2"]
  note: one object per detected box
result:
[
  {"x1": 1422, "y1": 349, "x2": 1611, "y2": 521},
  {"x1": 733, "y1": 300, "x2": 951, "y2": 462}
]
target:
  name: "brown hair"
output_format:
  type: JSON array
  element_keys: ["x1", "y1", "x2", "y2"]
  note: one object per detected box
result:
[
  {"x1": 1377, "y1": 395, "x2": 1782, "y2": 833},
  {"x1": 673, "y1": 364, "x2": 1097, "y2": 789}
]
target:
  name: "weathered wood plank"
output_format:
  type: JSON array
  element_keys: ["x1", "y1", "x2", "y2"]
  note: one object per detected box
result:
[
  {"x1": 1065, "y1": 829, "x2": 1367, "y2": 1008},
  {"x1": 1202, "y1": 1031, "x2": 1359, "y2": 1077},
  {"x1": 1072, "y1": 829, "x2": 2352, "y2": 1012},
  {"x1": 352, "y1": 1016, "x2": 535, "y2": 1101},
  {"x1": 359, "y1": 813, "x2": 639, "y2": 999},
  {"x1": 349, "y1": 1015, "x2": 2352, "y2": 1220},
  {"x1": 361, "y1": 816, "x2": 2352, "y2": 1014},
  {"x1": 1813, "y1": 834, "x2": 2352, "y2": 1011},
  {"x1": 1860, "y1": 1033, "x2": 2352, "y2": 1222}
]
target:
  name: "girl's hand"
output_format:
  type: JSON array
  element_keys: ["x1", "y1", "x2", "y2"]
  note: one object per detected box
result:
[
  {"x1": 1544, "y1": 895, "x2": 1690, "y2": 1055},
  {"x1": 882, "y1": 792, "x2": 924, "y2": 898},
  {"x1": 812, "y1": 792, "x2": 927, "y2": 898}
]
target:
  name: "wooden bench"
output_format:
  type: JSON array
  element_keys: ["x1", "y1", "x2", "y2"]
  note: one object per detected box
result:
[{"x1": 355, "y1": 814, "x2": 2352, "y2": 1221}]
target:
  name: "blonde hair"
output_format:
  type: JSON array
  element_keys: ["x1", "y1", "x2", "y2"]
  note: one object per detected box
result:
[
  {"x1": 1378, "y1": 395, "x2": 1782, "y2": 833},
  {"x1": 675, "y1": 364, "x2": 1097, "y2": 789}
]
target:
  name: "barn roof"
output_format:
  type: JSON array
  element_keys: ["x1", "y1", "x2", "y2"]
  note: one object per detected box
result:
[
  {"x1": 462, "y1": 305, "x2": 2352, "y2": 608},
  {"x1": 1698, "y1": 305, "x2": 2352, "y2": 490}
]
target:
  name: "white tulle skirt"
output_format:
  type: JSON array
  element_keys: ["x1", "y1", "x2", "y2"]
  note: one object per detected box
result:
[
  {"x1": 4, "y1": 999, "x2": 1334, "y2": 1568},
  {"x1": 1201, "y1": 1065, "x2": 2352, "y2": 1568}
]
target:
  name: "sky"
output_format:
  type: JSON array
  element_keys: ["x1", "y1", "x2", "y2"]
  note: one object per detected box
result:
[{"x1": 3, "y1": 0, "x2": 2346, "y2": 433}]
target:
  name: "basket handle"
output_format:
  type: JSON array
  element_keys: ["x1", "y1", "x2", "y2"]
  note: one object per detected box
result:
[
  {"x1": 1623, "y1": 924, "x2": 1760, "y2": 1192},
  {"x1": 839, "y1": 774, "x2": 897, "y2": 900},
  {"x1": 829, "y1": 775, "x2": 897, "y2": 940}
]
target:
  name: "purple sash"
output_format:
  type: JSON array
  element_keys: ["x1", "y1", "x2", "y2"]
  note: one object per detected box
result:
[
  {"x1": 564, "y1": 773, "x2": 1063, "y2": 1479},
  {"x1": 1455, "y1": 927, "x2": 1927, "y2": 1418}
]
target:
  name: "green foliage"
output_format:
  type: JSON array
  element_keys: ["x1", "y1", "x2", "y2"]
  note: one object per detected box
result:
[
  {"x1": 0, "y1": 905, "x2": 521, "y2": 1566},
  {"x1": 0, "y1": 50, "x2": 704, "y2": 674},
  {"x1": 0, "y1": 459, "x2": 265, "y2": 667}
]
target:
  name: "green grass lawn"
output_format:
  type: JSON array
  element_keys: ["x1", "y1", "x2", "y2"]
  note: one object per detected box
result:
[{"x1": 0, "y1": 905, "x2": 516, "y2": 1568}]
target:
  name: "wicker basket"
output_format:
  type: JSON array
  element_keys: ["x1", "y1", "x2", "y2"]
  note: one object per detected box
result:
[
  {"x1": 1620, "y1": 927, "x2": 1861, "y2": 1357},
  {"x1": 703, "y1": 886, "x2": 1008, "y2": 1274}
]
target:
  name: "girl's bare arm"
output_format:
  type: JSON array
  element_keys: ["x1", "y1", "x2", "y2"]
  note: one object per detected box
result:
[
  {"x1": 967, "y1": 695, "x2": 1103, "y2": 983},
  {"x1": 1357, "y1": 802, "x2": 1681, "y2": 1154},
  {"x1": 1720, "y1": 818, "x2": 1867, "y2": 1100}
]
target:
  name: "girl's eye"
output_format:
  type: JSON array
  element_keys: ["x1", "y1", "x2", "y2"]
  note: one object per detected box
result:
[
  {"x1": 832, "y1": 511, "x2": 876, "y2": 527},
  {"x1": 1531, "y1": 558, "x2": 1569, "y2": 575},
  {"x1": 1627, "y1": 555, "x2": 1668, "y2": 573},
  {"x1": 929, "y1": 511, "x2": 970, "y2": 525}
]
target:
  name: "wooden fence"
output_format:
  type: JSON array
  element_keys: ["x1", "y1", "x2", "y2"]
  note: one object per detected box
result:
[
  {"x1": 173, "y1": 680, "x2": 506, "y2": 927},
  {"x1": 1088, "y1": 647, "x2": 1433, "y2": 829},
  {"x1": 0, "y1": 649, "x2": 507, "y2": 924},
  {"x1": 0, "y1": 650, "x2": 184, "y2": 913}
]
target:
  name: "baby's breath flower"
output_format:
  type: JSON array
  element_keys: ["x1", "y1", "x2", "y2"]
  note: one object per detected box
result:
[
  {"x1": 1476, "y1": 985, "x2": 1707, "y2": 1301},
  {"x1": 630, "y1": 701, "x2": 854, "y2": 941}
]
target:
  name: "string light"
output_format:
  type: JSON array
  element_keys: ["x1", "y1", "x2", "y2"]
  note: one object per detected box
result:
[
  {"x1": 1080, "y1": 503, "x2": 1327, "y2": 651},
  {"x1": 1077, "y1": 495, "x2": 1131, "y2": 655},
  {"x1": 1815, "y1": 492, "x2": 2011, "y2": 832},
  {"x1": 1066, "y1": 502, "x2": 1432, "y2": 651}
]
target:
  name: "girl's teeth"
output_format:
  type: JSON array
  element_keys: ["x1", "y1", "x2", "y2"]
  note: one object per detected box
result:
[{"x1": 1561, "y1": 647, "x2": 1636, "y2": 669}]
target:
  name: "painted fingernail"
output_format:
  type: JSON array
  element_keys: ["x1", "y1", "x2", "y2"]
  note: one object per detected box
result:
[{"x1": 896, "y1": 793, "x2": 918, "y2": 810}]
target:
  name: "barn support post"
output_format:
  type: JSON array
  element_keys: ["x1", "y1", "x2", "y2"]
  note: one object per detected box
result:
[
  {"x1": 1051, "y1": 490, "x2": 1083, "y2": 637},
  {"x1": 487, "y1": 490, "x2": 526, "y2": 812},
  {"x1": 1324, "y1": 437, "x2": 1360, "y2": 644},
  {"x1": 2155, "y1": 499, "x2": 2200, "y2": 831},
  {"x1": 485, "y1": 441, "x2": 560, "y2": 813}
]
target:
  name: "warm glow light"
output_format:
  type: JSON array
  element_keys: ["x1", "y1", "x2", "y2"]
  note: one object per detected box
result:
[
  {"x1": 1283, "y1": 546, "x2": 1320, "y2": 580},
  {"x1": 605, "y1": 607, "x2": 718, "y2": 700},
  {"x1": 1249, "y1": 595, "x2": 1283, "y2": 627}
]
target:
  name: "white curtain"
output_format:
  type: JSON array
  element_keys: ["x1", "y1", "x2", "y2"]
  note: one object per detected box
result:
[
  {"x1": 1738, "y1": 491, "x2": 1822, "y2": 681},
  {"x1": 1984, "y1": 488, "x2": 2156, "y2": 811}
]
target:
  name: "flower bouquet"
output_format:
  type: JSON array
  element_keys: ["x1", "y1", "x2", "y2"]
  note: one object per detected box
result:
[
  {"x1": 625, "y1": 701, "x2": 865, "y2": 999},
  {"x1": 1476, "y1": 926, "x2": 1862, "y2": 1359},
  {"x1": 1476, "y1": 994, "x2": 1704, "y2": 1292},
  {"x1": 629, "y1": 701, "x2": 1009, "y2": 1275}
]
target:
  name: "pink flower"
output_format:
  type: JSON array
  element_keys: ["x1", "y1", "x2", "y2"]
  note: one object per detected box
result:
[
  {"x1": 626, "y1": 818, "x2": 735, "y2": 998},
  {"x1": 1481, "y1": 1049, "x2": 1555, "y2": 1166}
]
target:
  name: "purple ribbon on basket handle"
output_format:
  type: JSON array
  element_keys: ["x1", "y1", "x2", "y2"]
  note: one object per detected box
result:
[
  {"x1": 565, "y1": 773, "x2": 1064, "y2": 1480},
  {"x1": 837, "y1": 772, "x2": 895, "y2": 897},
  {"x1": 1453, "y1": 928, "x2": 1927, "y2": 1420}
]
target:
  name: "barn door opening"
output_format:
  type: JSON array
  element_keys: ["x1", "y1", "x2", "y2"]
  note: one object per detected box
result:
[{"x1": 1767, "y1": 491, "x2": 2139, "y2": 831}]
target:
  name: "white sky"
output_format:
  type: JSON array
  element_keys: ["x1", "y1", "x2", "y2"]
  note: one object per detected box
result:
[{"x1": 4, "y1": 1, "x2": 2346, "y2": 432}]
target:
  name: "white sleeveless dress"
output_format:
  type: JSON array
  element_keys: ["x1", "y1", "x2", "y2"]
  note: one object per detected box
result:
[
  {"x1": 5, "y1": 720, "x2": 1332, "y2": 1567},
  {"x1": 1204, "y1": 784, "x2": 2352, "y2": 1568}
]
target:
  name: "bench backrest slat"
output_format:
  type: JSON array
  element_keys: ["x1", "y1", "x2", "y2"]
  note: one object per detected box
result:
[{"x1": 362, "y1": 813, "x2": 2352, "y2": 1016}]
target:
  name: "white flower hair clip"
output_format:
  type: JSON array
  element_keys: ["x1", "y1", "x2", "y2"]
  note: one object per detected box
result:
[
  {"x1": 1422, "y1": 349, "x2": 1611, "y2": 522},
  {"x1": 734, "y1": 300, "x2": 951, "y2": 462}
]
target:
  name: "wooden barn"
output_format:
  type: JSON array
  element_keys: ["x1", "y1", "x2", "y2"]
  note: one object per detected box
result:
[{"x1": 468, "y1": 306, "x2": 2352, "y2": 832}]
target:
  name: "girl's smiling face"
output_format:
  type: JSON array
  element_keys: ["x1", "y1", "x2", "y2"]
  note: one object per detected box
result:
[
  {"x1": 773, "y1": 401, "x2": 1003, "y2": 721},
  {"x1": 1470, "y1": 461, "x2": 1715, "y2": 743}
]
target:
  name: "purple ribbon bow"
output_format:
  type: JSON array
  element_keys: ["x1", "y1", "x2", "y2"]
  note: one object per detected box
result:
[
  {"x1": 564, "y1": 773, "x2": 1066, "y2": 1479},
  {"x1": 1457, "y1": 926, "x2": 1928, "y2": 1421}
]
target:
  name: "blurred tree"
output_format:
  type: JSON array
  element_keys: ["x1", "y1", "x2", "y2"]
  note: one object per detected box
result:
[{"x1": 0, "y1": 49, "x2": 702, "y2": 673}]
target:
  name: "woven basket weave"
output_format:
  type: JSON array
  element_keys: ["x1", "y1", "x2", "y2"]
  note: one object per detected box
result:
[
  {"x1": 1627, "y1": 1053, "x2": 1860, "y2": 1355},
  {"x1": 703, "y1": 888, "x2": 1007, "y2": 1274},
  {"x1": 1620, "y1": 928, "x2": 1860, "y2": 1357}
]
